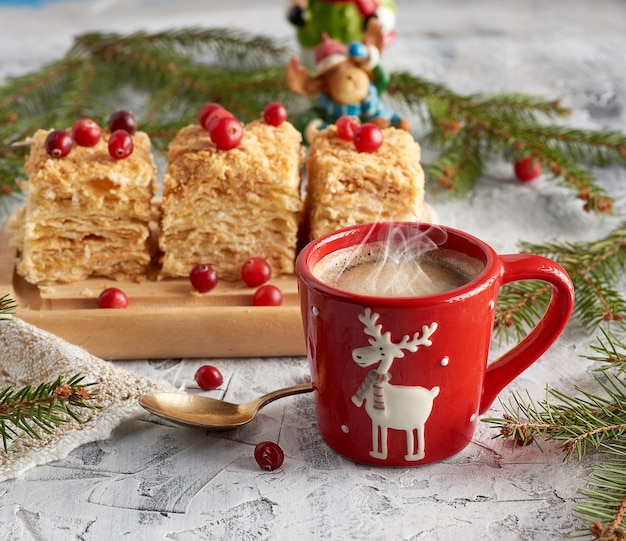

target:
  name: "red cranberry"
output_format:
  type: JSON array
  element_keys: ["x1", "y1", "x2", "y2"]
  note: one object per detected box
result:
[
  {"x1": 353, "y1": 123, "x2": 384, "y2": 153},
  {"x1": 252, "y1": 284, "x2": 283, "y2": 307},
  {"x1": 203, "y1": 108, "x2": 234, "y2": 132},
  {"x1": 189, "y1": 263, "x2": 218, "y2": 293},
  {"x1": 108, "y1": 110, "x2": 137, "y2": 134},
  {"x1": 198, "y1": 102, "x2": 223, "y2": 126},
  {"x1": 108, "y1": 130, "x2": 134, "y2": 159},
  {"x1": 241, "y1": 257, "x2": 271, "y2": 287},
  {"x1": 194, "y1": 365, "x2": 223, "y2": 390},
  {"x1": 97, "y1": 288, "x2": 129, "y2": 308},
  {"x1": 514, "y1": 156, "x2": 542, "y2": 182},
  {"x1": 72, "y1": 118, "x2": 102, "y2": 147},
  {"x1": 262, "y1": 102, "x2": 288, "y2": 126},
  {"x1": 209, "y1": 116, "x2": 244, "y2": 150},
  {"x1": 45, "y1": 129, "x2": 72, "y2": 158},
  {"x1": 336, "y1": 115, "x2": 360, "y2": 141},
  {"x1": 254, "y1": 441, "x2": 284, "y2": 471}
]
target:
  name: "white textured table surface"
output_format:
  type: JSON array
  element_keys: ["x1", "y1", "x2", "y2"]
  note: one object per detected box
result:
[{"x1": 1, "y1": 1, "x2": 626, "y2": 539}]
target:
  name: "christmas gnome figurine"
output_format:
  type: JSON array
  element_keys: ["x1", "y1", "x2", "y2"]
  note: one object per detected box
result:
[
  {"x1": 287, "y1": 18, "x2": 409, "y2": 143},
  {"x1": 286, "y1": 0, "x2": 397, "y2": 68}
]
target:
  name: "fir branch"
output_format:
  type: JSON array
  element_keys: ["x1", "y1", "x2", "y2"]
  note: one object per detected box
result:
[
  {"x1": 587, "y1": 329, "x2": 626, "y2": 373},
  {"x1": 0, "y1": 374, "x2": 99, "y2": 451},
  {"x1": 389, "y1": 71, "x2": 626, "y2": 212},
  {"x1": 505, "y1": 123, "x2": 615, "y2": 213},
  {"x1": 427, "y1": 128, "x2": 486, "y2": 194},
  {"x1": 494, "y1": 224, "x2": 626, "y2": 340},
  {"x1": 576, "y1": 442, "x2": 626, "y2": 540},
  {"x1": 519, "y1": 124, "x2": 626, "y2": 169},
  {"x1": 485, "y1": 371, "x2": 626, "y2": 461},
  {"x1": 494, "y1": 280, "x2": 551, "y2": 339},
  {"x1": 0, "y1": 29, "x2": 297, "y2": 172},
  {"x1": 73, "y1": 27, "x2": 288, "y2": 69},
  {"x1": 485, "y1": 345, "x2": 626, "y2": 538},
  {"x1": 0, "y1": 294, "x2": 17, "y2": 319}
]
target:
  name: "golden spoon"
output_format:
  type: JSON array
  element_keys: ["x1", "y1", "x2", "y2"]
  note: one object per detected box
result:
[{"x1": 138, "y1": 382, "x2": 313, "y2": 429}]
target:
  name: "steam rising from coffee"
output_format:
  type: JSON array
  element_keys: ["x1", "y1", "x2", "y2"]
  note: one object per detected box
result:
[{"x1": 313, "y1": 224, "x2": 483, "y2": 298}]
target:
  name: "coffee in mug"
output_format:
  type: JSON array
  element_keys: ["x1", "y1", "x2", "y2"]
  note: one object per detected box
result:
[
  {"x1": 296, "y1": 222, "x2": 575, "y2": 466},
  {"x1": 312, "y1": 241, "x2": 484, "y2": 297}
]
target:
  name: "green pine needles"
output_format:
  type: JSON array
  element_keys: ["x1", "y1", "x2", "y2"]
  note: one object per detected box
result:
[
  {"x1": 486, "y1": 341, "x2": 626, "y2": 539},
  {"x1": 0, "y1": 294, "x2": 17, "y2": 319},
  {"x1": 487, "y1": 373, "x2": 626, "y2": 462},
  {"x1": 0, "y1": 373, "x2": 99, "y2": 452},
  {"x1": 388, "y1": 73, "x2": 626, "y2": 213},
  {"x1": 0, "y1": 296, "x2": 98, "y2": 451},
  {"x1": 0, "y1": 28, "x2": 293, "y2": 159},
  {"x1": 495, "y1": 224, "x2": 626, "y2": 339},
  {"x1": 578, "y1": 442, "x2": 626, "y2": 540},
  {"x1": 488, "y1": 225, "x2": 626, "y2": 538}
]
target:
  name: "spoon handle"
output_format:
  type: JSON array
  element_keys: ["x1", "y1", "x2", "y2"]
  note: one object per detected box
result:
[{"x1": 253, "y1": 382, "x2": 313, "y2": 410}]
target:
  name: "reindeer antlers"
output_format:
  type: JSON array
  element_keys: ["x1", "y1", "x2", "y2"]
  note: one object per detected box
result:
[
  {"x1": 359, "y1": 308, "x2": 383, "y2": 337},
  {"x1": 401, "y1": 323, "x2": 438, "y2": 352},
  {"x1": 358, "y1": 308, "x2": 438, "y2": 354}
]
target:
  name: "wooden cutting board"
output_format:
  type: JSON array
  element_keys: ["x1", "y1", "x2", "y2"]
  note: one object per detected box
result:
[{"x1": 0, "y1": 210, "x2": 306, "y2": 360}]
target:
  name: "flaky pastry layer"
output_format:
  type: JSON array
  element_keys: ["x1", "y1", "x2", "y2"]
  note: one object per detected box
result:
[
  {"x1": 160, "y1": 120, "x2": 304, "y2": 279},
  {"x1": 306, "y1": 125, "x2": 425, "y2": 239},
  {"x1": 16, "y1": 129, "x2": 157, "y2": 284}
]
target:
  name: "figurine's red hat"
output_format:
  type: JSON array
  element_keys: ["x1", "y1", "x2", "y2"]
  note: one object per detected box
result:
[{"x1": 314, "y1": 33, "x2": 348, "y2": 75}]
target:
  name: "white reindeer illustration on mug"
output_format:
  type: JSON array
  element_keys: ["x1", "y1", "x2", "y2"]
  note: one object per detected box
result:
[{"x1": 351, "y1": 308, "x2": 440, "y2": 461}]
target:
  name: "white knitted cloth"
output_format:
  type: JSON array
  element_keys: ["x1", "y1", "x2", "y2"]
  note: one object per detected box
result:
[{"x1": 0, "y1": 317, "x2": 172, "y2": 481}]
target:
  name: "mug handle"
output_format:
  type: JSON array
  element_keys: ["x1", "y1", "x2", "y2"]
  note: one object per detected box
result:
[{"x1": 479, "y1": 254, "x2": 575, "y2": 414}]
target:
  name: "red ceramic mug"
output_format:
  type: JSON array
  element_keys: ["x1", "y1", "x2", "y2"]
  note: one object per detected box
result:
[{"x1": 296, "y1": 222, "x2": 574, "y2": 466}]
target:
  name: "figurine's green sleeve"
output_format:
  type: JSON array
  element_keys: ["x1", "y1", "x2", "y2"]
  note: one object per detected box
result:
[{"x1": 297, "y1": 0, "x2": 397, "y2": 49}]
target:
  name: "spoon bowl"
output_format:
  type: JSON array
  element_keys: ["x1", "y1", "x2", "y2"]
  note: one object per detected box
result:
[{"x1": 139, "y1": 382, "x2": 312, "y2": 429}]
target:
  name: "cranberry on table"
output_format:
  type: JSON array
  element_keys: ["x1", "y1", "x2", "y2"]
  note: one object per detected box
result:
[
  {"x1": 262, "y1": 102, "x2": 288, "y2": 126},
  {"x1": 194, "y1": 365, "x2": 223, "y2": 391},
  {"x1": 209, "y1": 116, "x2": 244, "y2": 150},
  {"x1": 241, "y1": 257, "x2": 271, "y2": 287},
  {"x1": 45, "y1": 129, "x2": 72, "y2": 158},
  {"x1": 336, "y1": 115, "x2": 360, "y2": 141},
  {"x1": 254, "y1": 441, "x2": 284, "y2": 471},
  {"x1": 97, "y1": 287, "x2": 129, "y2": 309},
  {"x1": 107, "y1": 110, "x2": 137, "y2": 134},
  {"x1": 353, "y1": 123, "x2": 383, "y2": 153},
  {"x1": 108, "y1": 130, "x2": 134, "y2": 159},
  {"x1": 189, "y1": 263, "x2": 218, "y2": 293},
  {"x1": 71, "y1": 118, "x2": 102, "y2": 147},
  {"x1": 514, "y1": 156, "x2": 542, "y2": 182},
  {"x1": 252, "y1": 284, "x2": 283, "y2": 307},
  {"x1": 197, "y1": 102, "x2": 223, "y2": 126}
]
